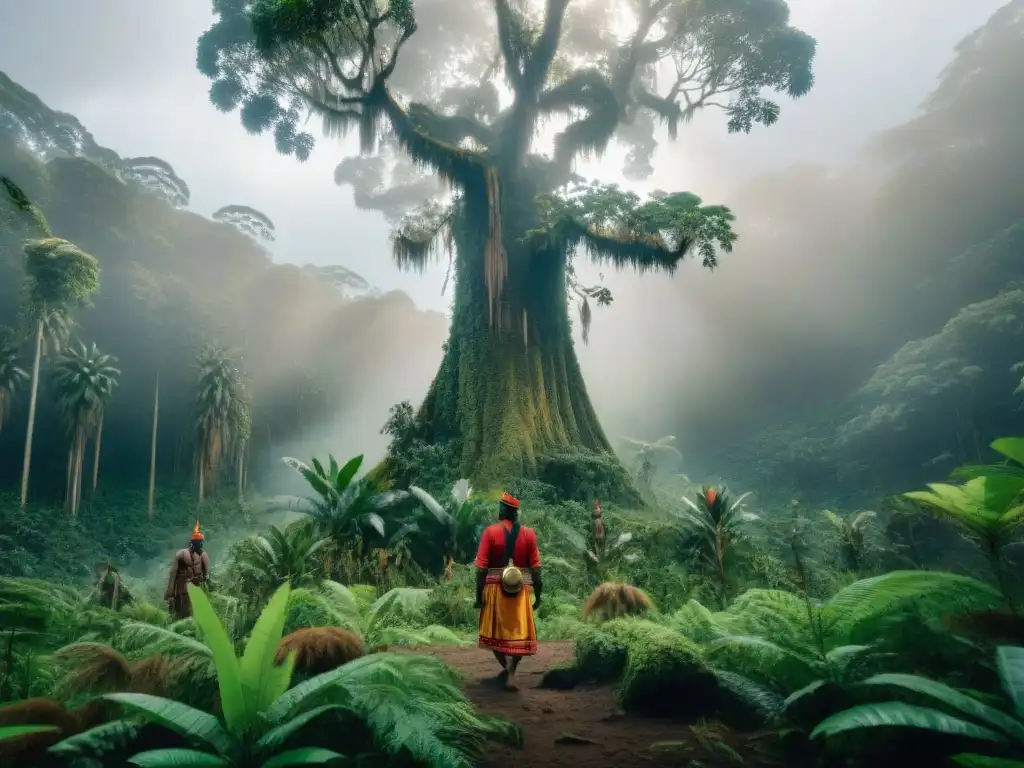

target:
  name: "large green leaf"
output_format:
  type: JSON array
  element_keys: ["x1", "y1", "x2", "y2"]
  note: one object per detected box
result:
[
  {"x1": 825, "y1": 571, "x2": 1002, "y2": 637},
  {"x1": 784, "y1": 679, "x2": 829, "y2": 709},
  {"x1": 996, "y1": 645, "x2": 1024, "y2": 718},
  {"x1": 257, "y1": 705, "x2": 346, "y2": 752},
  {"x1": 187, "y1": 585, "x2": 246, "y2": 735},
  {"x1": 810, "y1": 702, "x2": 1006, "y2": 741},
  {"x1": 992, "y1": 438, "x2": 1024, "y2": 468},
  {"x1": 48, "y1": 719, "x2": 140, "y2": 757},
  {"x1": 262, "y1": 664, "x2": 354, "y2": 725},
  {"x1": 0, "y1": 724, "x2": 59, "y2": 741},
  {"x1": 860, "y1": 673, "x2": 1024, "y2": 741},
  {"x1": 103, "y1": 693, "x2": 234, "y2": 756},
  {"x1": 333, "y1": 455, "x2": 363, "y2": 492},
  {"x1": 953, "y1": 756, "x2": 1024, "y2": 768},
  {"x1": 409, "y1": 486, "x2": 452, "y2": 526},
  {"x1": 261, "y1": 747, "x2": 344, "y2": 767},
  {"x1": 128, "y1": 748, "x2": 231, "y2": 767},
  {"x1": 281, "y1": 458, "x2": 335, "y2": 501},
  {"x1": 240, "y1": 583, "x2": 294, "y2": 713}
]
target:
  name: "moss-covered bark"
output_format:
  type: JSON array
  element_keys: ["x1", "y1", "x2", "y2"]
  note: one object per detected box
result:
[{"x1": 408, "y1": 177, "x2": 634, "y2": 500}]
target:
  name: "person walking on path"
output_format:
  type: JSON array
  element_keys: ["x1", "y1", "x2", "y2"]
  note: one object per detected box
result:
[{"x1": 474, "y1": 492, "x2": 543, "y2": 691}]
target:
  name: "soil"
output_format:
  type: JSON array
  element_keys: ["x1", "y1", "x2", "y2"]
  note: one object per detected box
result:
[{"x1": 411, "y1": 643, "x2": 781, "y2": 768}]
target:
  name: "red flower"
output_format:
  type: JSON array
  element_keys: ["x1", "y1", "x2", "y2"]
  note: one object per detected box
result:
[{"x1": 704, "y1": 488, "x2": 718, "y2": 506}]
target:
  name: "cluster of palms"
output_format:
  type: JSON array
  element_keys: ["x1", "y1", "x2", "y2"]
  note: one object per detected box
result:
[
  {"x1": 237, "y1": 456, "x2": 487, "y2": 601},
  {"x1": 1, "y1": 177, "x2": 252, "y2": 516}
]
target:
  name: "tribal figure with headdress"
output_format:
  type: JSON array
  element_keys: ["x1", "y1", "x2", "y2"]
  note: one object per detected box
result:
[
  {"x1": 474, "y1": 492, "x2": 543, "y2": 691},
  {"x1": 164, "y1": 521, "x2": 211, "y2": 619}
]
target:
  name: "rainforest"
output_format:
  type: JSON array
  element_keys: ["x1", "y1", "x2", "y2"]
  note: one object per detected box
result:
[{"x1": 1, "y1": 0, "x2": 1023, "y2": 766}]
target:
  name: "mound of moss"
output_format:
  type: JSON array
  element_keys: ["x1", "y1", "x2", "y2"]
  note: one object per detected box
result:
[
  {"x1": 284, "y1": 588, "x2": 352, "y2": 635},
  {"x1": 558, "y1": 618, "x2": 718, "y2": 717},
  {"x1": 603, "y1": 619, "x2": 717, "y2": 716},
  {"x1": 574, "y1": 626, "x2": 629, "y2": 684}
]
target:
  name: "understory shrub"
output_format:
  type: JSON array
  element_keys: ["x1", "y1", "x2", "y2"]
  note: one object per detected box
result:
[{"x1": 604, "y1": 618, "x2": 718, "y2": 716}]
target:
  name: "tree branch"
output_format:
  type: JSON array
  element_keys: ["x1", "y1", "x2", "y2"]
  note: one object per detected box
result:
[
  {"x1": 493, "y1": 0, "x2": 527, "y2": 94},
  {"x1": 538, "y1": 70, "x2": 620, "y2": 170},
  {"x1": 493, "y1": 0, "x2": 572, "y2": 167},
  {"x1": 524, "y1": 0, "x2": 572, "y2": 92},
  {"x1": 377, "y1": 89, "x2": 484, "y2": 186},
  {"x1": 524, "y1": 183, "x2": 737, "y2": 273},
  {"x1": 538, "y1": 0, "x2": 668, "y2": 173},
  {"x1": 407, "y1": 103, "x2": 494, "y2": 148}
]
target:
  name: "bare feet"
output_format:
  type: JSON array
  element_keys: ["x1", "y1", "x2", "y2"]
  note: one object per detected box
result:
[{"x1": 505, "y1": 672, "x2": 519, "y2": 692}]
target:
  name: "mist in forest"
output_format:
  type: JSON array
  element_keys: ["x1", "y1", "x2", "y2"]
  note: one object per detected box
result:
[{"x1": 0, "y1": 0, "x2": 1020, "y2": 504}]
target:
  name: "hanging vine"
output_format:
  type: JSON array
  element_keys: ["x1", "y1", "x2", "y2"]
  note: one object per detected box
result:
[{"x1": 483, "y1": 166, "x2": 507, "y2": 329}]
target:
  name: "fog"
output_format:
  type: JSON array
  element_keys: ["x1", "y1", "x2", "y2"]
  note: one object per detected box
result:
[{"x1": 0, "y1": 0, "x2": 1015, "y2": 489}]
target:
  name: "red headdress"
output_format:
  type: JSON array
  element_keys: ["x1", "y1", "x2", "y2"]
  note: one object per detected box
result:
[
  {"x1": 191, "y1": 520, "x2": 205, "y2": 541},
  {"x1": 500, "y1": 492, "x2": 521, "y2": 509}
]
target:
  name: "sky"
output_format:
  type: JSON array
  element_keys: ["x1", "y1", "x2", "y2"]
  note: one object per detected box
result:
[
  {"x1": 0, "y1": 0, "x2": 1011, "y2": 464},
  {"x1": 0, "y1": 0, "x2": 1005, "y2": 313}
]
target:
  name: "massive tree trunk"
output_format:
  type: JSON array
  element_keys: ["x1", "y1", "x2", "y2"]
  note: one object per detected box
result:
[{"x1": 407, "y1": 184, "x2": 634, "y2": 500}]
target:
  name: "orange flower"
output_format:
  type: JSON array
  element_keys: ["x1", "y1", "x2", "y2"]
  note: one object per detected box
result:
[{"x1": 704, "y1": 488, "x2": 718, "y2": 506}]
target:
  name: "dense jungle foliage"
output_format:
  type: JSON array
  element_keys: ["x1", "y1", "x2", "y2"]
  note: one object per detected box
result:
[
  {"x1": 1, "y1": 0, "x2": 1023, "y2": 767},
  {"x1": 690, "y1": 0, "x2": 1024, "y2": 502}
]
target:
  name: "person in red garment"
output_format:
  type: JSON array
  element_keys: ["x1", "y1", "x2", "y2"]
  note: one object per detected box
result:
[{"x1": 474, "y1": 492, "x2": 543, "y2": 691}]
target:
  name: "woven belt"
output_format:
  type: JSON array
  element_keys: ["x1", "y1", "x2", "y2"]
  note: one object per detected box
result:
[{"x1": 485, "y1": 567, "x2": 533, "y2": 585}]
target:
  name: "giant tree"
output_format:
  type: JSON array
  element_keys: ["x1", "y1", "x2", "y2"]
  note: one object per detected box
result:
[{"x1": 198, "y1": 0, "x2": 816, "y2": 491}]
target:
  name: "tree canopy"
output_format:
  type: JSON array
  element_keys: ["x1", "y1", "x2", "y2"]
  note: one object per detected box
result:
[
  {"x1": 194, "y1": 0, "x2": 816, "y2": 491},
  {"x1": 197, "y1": 0, "x2": 815, "y2": 280}
]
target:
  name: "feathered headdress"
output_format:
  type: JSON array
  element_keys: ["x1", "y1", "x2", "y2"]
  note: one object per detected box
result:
[{"x1": 191, "y1": 520, "x2": 205, "y2": 541}]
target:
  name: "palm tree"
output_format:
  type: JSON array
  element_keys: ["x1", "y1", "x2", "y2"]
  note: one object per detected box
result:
[
  {"x1": 20, "y1": 244, "x2": 101, "y2": 510},
  {"x1": 131, "y1": 266, "x2": 167, "y2": 521},
  {"x1": 194, "y1": 345, "x2": 244, "y2": 502},
  {"x1": 408, "y1": 479, "x2": 483, "y2": 579},
  {"x1": 0, "y1": 329, "x2": 28, "y2": 437},
  {"x1": 675, "y1": 487, "x2": 758, "y2": 608},
  {"x1": 548, "y1": 516, "x2": 640, "y2": 586},
  {"x1": 4, "y1": 177, "x2": 102, "y2": 510},
  {"x1": 229, "y1": 522, "x2": 330, "y2": 605},
  {"x1": 51, "y1": 342, "x2": 120, "y2": 516},
  {"x1": 228, "y1": 385, "x2": 252, "y2": 501},
  {"x1": 824, "y1": 510, "x2": 877, "y2": 574},
  {"x1": 277, "y1": 454, "x2": 409, "y2": 550}
]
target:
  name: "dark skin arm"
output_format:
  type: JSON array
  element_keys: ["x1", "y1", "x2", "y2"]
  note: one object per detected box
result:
[
  {"x1": 475, "y1": 568, "x2": 487, "y2": 608},
  {"x1": 532, "y1": 568, "x2": 542, "y2": 609}
]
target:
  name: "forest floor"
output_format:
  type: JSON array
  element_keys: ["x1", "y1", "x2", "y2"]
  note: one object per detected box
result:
[{"x1": 407, "y1": 643, "x2": 780, "y2": 768}]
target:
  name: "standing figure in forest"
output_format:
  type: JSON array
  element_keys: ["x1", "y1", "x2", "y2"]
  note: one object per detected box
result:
[
  {"x1": 91, "y1": 562, "x2": 132, "y2": 611},
  {"x1": 474, "y1": 492, "x2": 543, "y2": 692},
  {"x1": 164, "y1": 521, "x2": 210, "y2": 619}
]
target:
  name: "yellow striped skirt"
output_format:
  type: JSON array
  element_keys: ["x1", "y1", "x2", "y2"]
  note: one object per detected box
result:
[{"x1": 478, "y1": 582, "x2": 538, "y2": 656}]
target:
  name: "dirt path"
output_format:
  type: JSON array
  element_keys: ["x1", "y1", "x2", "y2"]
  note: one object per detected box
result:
[{"x1": 413, "y1": 643, "x2": 775, "y2": 768}]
